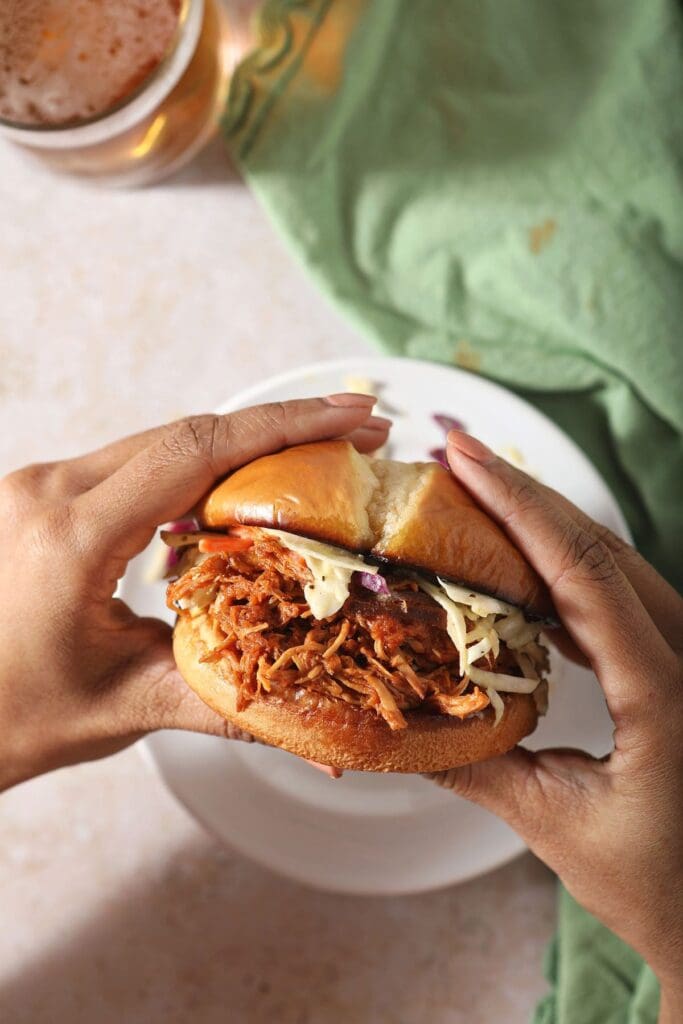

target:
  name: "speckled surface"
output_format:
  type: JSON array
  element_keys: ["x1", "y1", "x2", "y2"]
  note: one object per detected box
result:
[{"x1": 0, "y1": 133, "x2": 557, "y2": 1023}]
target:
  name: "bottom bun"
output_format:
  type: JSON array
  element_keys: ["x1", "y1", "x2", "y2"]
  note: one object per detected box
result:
[{"x1": 173, "y1": 615, "x2": 539, "y2": 773}]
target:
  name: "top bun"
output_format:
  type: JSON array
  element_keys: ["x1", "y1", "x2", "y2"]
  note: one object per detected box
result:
[{"x1": 198, "y1": 440, "x2": 553, "y2": 619}]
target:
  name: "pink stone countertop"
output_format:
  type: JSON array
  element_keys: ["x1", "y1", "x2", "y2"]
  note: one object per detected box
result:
[{"x1": 0, "y1": 136, "x2": 557, "y2": 1024}]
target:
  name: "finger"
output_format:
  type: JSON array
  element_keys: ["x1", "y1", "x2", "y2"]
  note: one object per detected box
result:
[
  {"x1": 449, "y1": 432, "x2": 683, "y2": 649},
  {"x1": 104, "y1": 621, "x2": 254, "y2": 739},
  {"x1": 535, "y1": 480, "x2": 683, "y2": 653},
  {"x1": 424, "y1": 745, "x2": 602, "y2": 856},
  {"x1": 306, "y1": 760, "x2": 343, "y2": 779},
  {"x1": 122, "y1": 643, "x2": 344, "y2": 776},
  {"x1": 545, "y1": 625, "x2": 590, "y2": 668},
  {"x1": 345, "y1": 417, "x2": 392, "y2": 453},
  {"x1": 75, "y1": 395, "x2": 378, "y2": 561},
  {"x1": 158, "y1": 684, "x2": 341, "y2": 776},
  {"x1": 565, "y1": 520, "x2": 683, "y2": 655},
  {"x1": 446, "y1": 432, "x2": 677, "y2": 719},
  {"x1": 61, "y1": 419, "x2": 193, "y2": 491},
  {"x1": 155, "y1": 679, "x2": 342, "y2": 776},
  {"x1": 161, "y1": 688, "x2": 341, "y2": 775},
  {"x1": 171, "y1": 698, "x2": 260, "y2": 743},
  {"x1": 63, "y1": 412, "x2": 392, "y2": 491}
]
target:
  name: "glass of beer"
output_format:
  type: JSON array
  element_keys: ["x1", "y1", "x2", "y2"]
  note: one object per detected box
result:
[{"x1": 0, "y1": 0, "x2": 256, "y2": 186}]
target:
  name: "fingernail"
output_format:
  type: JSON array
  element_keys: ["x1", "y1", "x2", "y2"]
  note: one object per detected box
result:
[
  {"x1": 324, "y1": 392, "x2": 377, "y2": 408},
  {"x1": 362, "y1": 415, "x2": 392, "y2": 431},
  {"x1": 308, "y1": 759, "x2": 343, "y2": 778},
  {"x1": 446, "y1": 429, "x2": 495, "y2": 464}
]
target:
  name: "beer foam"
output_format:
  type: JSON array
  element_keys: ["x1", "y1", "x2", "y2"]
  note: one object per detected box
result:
[{"x1": 0, "y1": 0, "x2": 182, "y2": 127}]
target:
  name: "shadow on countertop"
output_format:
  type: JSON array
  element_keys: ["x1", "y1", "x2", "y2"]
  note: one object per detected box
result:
[
  {"x1": 161, "y1": 134, "x2": 243, "y2": 189},
  {"x1": 0, "y1": 837, "x2": 556, "y2": 1024}
]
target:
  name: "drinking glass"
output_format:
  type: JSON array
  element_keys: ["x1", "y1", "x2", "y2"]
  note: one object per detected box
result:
[{"x1": 0, "y1": 0, "x2": 258, "y2": 186}]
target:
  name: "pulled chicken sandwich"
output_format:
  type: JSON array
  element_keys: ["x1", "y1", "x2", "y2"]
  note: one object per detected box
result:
[{"x1": 165, "y1": 440, "x2": 554, "y2": 773}]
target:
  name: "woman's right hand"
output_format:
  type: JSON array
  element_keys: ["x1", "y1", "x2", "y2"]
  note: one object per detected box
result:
[
  {"x1": 0, "y1": 395, "x2": 385, "y2": 792},
  {"x1": 427, "y1": 430, "x2": 683, "y2": 1021}
]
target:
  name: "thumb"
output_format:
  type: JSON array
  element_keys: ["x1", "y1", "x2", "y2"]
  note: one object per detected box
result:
[
  {"x1": 424, "y1": 746, "x2": 601, "y2": 857},
  {"x1": 156, "y1": 673, "x2": 343, "y2": 776},
  {"x1": 154, "y1": 669, "x2": 257, "y2": 742},
  {"x1": 120, "y1": 624, "x2": 343, "y2": 774},
  {"x1": 107, "y1": 616, "x2": 255, "y2": 741}
]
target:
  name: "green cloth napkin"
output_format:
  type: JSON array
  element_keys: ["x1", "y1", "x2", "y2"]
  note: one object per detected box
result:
[
  {"x1": 533, "y1": 889, "x2": 660, "y2": 1024},
  {"x1": 224, "y1": 1, "x2": 683, "y2": 1019}
]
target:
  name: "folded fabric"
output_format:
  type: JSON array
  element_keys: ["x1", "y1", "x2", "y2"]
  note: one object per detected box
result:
[
  {"x1": 224, "y1": 1, "x2": 683, "y2": 1019},
  {"x1": 533, "y1": 888, "x2": 659, "y2": 1024}
]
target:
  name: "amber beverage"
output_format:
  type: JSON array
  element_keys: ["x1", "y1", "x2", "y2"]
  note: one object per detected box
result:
[{"x1": 0, "y1": 0, "x2": 246, "y2": 185}]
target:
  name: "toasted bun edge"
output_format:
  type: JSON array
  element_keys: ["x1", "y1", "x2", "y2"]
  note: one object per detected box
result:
[
  {"x1": 196, "y1": 440, "x2": 554, "y2": 620},
  {"x1": 173, "y1": 614, "x2": 539, "y2": 773}
]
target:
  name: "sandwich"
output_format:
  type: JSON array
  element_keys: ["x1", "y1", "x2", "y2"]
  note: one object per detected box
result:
[{"x1": 164, "y1": 440, "x2": 553, "y2": 772}]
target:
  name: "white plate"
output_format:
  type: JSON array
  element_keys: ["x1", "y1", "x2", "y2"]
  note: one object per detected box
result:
[{"x1": 123, "y1": 356, "x2": 629, "y2": 895}]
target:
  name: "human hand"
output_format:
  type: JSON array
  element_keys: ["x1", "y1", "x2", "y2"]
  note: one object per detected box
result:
[
  {"x1": 427, "y1": 430, "x2": 683, "y2": 1016},
  {"x1": 0, "y1": 396, "x2": 387, "y2": 793}
]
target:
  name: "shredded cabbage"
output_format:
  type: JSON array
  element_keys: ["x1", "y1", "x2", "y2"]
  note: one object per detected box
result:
[
  {"x1": 468, "y1": 665, "x2": 539, "y2": 693},
  {"x1": 468, "y1": 666, "x2": 539, "y2": 726},
  {"x1": 495, "y1": 609, "x2": 541, "y2": 650},
  {"x1": 486, "y1": 686, "x2": 506, "y2": 726},
  {"x1": 419, "y1": 579, "x2": 546, "y2": 727},
  {"x1": 253, "y1": 530, "x2": 550, "y2": 725},
  {"x1": 417, "y1": 579, "x2": 468, "y2": 675},
  {"x1": 264, "y1": 529, "x2": 378, "y2": 620},
  {"x1": 438, "y1": 578, "x2": 515, "y2": 617},
  {"x1": 465, "y1": 637, "x2": 494, "y2": 666}
]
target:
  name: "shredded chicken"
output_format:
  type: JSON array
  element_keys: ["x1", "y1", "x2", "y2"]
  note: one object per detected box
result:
[{"x1": 167, "y1": 531, "x2": 532, "y2": 731}]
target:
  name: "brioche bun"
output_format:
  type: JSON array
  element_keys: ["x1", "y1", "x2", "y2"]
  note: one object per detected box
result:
[
  {"x1": 174, "y1": 614, "x2": 539, "y2": 772},
  {"x1": 198, "y1": 439, "x2": 553, "y2": 619}
]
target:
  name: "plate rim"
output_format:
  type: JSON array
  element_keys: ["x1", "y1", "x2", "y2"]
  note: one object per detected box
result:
[
  {"x1": 138, "y1": 739, "x2": 522, "y2": 896},
  {"x1": 213, "y1": 354, "x2": 631, "y2": 542}
]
